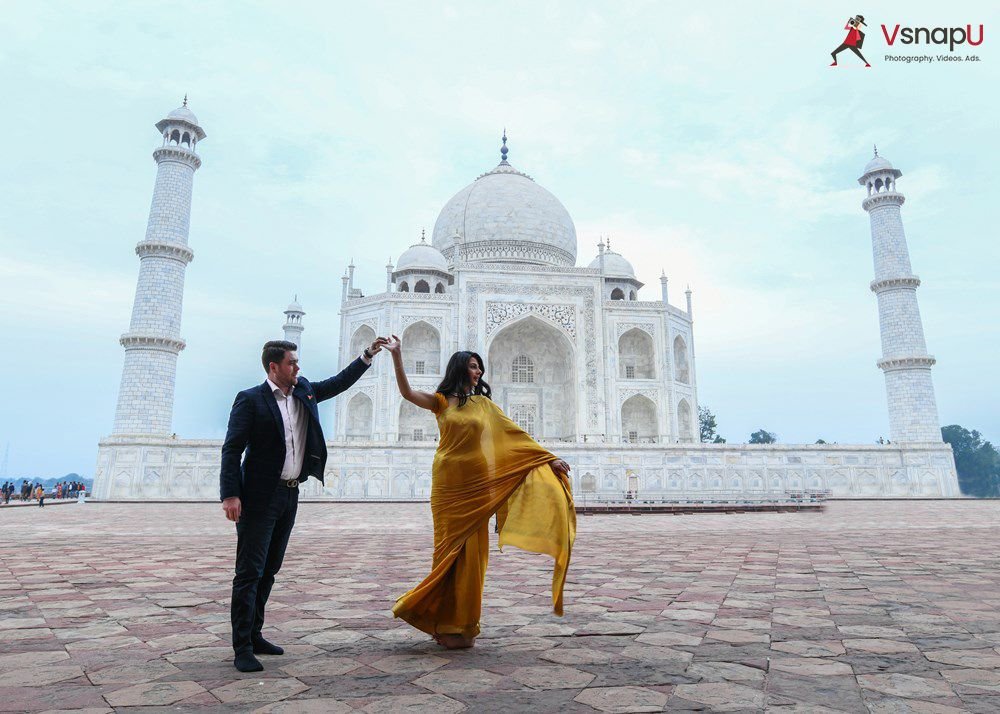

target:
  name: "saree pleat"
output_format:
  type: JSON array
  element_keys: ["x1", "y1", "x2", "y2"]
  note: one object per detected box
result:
[{"x1": 392, "y1": 393, "x2": 576, "y2": 637}]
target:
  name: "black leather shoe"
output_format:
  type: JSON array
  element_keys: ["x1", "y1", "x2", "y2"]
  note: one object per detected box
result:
[
  {"x1": 234, "y1": 652, "x2": 264, "y2": 672},
  {"x1": 252, "y1": 638, "x2": 284, "y2": 656}
]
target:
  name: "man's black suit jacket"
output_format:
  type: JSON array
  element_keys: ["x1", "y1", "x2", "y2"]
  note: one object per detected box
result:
[{"x1": 219, "y1": 358, "x2": 370, "y2": 508}]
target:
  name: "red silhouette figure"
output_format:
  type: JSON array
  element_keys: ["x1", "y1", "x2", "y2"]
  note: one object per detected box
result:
[{"x1": 831, "y1": 15, "x2": 870, "y2": 67}]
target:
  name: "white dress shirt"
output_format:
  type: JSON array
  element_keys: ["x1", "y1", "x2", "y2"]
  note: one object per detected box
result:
[
  {"x1": 267, "y1": 353, "x2": 372, "y2": 481},
  {"x1": 266, "y1": 378, "x2": 307, "y2": 481}
]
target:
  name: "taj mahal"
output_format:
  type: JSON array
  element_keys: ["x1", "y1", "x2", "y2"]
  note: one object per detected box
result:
[{"x1": 93, "y1": 102, "x2": 960, "y2": 501}]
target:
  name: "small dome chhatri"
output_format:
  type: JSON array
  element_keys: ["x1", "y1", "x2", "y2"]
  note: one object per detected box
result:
[
  {"x1": 167, "y1": 95, "x2": 199, "y2": 125},
  {"x1": 588, "y1": 238, "x2": 636, "y2": 279},
  {"x1": 395, "y1": 229, "x2": 449, "y2": 273},
  {"x1": 157, "y1": 95, "x2": 206, "y2": 140},
  {"x1": 859, "y1": 145, "x2": 902, "y2": 183},
  {"x1": 864, "y1": 155, "x2": 894, "y2": 173}
]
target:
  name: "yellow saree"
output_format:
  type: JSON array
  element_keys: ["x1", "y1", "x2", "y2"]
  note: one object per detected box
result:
[{"x1": 392, "y1": 393, "x2": 576, "y2": 639}]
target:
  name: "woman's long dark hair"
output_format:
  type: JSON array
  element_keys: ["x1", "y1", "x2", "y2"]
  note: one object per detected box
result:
[{"x1": 436, "y1": 351, "x2": 492, "y2": 407}]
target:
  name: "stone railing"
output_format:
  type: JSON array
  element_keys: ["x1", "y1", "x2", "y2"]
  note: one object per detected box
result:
[{"x1": 94, "y1": 437, "x2": 959, "y2": 501}]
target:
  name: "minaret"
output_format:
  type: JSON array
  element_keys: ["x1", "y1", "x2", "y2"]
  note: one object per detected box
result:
[
  {"x1": 112, "y1": 99, "x2": 205, "y2": 435},
  {"x1": 660, "y1": 270, "x2": 669, "y2": 304},
  {"x1": 859, "y1": 148, "x2": 941, "y2": 442},
  {"x1": 283, "y1": 297, "x2": 305, "y2": 352}
]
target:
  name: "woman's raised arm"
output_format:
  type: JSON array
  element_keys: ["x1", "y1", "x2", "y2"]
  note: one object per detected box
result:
[{"x1": 385, "y1": 335, "x2": 439, "y2": 411}]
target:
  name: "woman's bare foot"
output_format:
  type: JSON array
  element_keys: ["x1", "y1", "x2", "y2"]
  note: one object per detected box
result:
[{"x1": 436, "y1": 634, "x2": 475, "y2": 649}]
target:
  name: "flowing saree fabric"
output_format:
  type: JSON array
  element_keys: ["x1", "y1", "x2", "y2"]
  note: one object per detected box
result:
[{"x1": 392, "y1": 393, "x2": 576, "y2": 638}]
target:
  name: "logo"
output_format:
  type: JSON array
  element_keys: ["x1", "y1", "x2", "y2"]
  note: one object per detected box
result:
[
  {"x1": 828, "y1": 14, "x2": 985, "y2": 67},
  {"x1": 831, "y1": 15, "x2": 871, "y2": 67}
]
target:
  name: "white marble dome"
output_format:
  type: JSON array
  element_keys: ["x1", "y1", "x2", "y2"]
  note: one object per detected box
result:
[
  {"x1": 167, "y1": 104, "x2": 200, "y2": 125},
  {"x1": 588, "y1": 250, "x2": 636, "y2": 279},
  {"x1": 431, "y1": 147, "x2": 577, "y2": 267},
  {"x1": 396, "y1": 237, "x2": 449, "y2": 273},
  {"x1": 864, "y1": 155, "x2": 893, "y2": 173}
]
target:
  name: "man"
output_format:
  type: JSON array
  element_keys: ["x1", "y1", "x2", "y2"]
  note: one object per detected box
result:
[{"x1": 220, "y1": 337, "x2": 387, "y2": 672}]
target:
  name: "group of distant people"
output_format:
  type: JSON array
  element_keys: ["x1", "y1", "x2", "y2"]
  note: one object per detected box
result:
[{"x1": 1, "y1": 480, "x2": 86, "y2": 506}]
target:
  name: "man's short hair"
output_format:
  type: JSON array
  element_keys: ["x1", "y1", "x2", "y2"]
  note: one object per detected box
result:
[{"x1": 262, "y1": 340, "x2": 297, "y2": 371}]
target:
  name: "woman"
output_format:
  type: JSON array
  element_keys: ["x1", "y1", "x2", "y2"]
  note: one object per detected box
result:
[{"x1": 385, "y1": 335, "x2": 576, "y2": 649}]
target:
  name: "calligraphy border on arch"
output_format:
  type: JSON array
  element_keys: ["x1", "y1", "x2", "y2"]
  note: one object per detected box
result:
[
  {"x1": 618, "y1": 387, "x2": 660, "y2": 407},
  {"x1": 342, "y1": 384, "x2": 378, "y2": 406},
  {"x1": 616, "y1": 321, "x2": 656, "y2": 340},
  {"x1": 485, "y1": 301, "x2": 577, "y2": 339},
  {"x1": 399, "y1": 315, "x2": 444, "y2": 331},
  {"x1": 349, "y1": 318, "x2": 379, "y2": 338}
]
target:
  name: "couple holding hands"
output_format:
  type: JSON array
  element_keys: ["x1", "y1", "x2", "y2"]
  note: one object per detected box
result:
[{"x1": 220, "y1": 335, "x2": 576, "y2": 672}]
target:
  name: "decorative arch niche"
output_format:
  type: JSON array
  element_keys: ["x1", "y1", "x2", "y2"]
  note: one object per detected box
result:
[
  {"x1": 401, "y1": 320, "x2": 441, "y2": 374},
  {"x1": 677, "y1": 398, "x2": 693, "y2": 442},
  {"x1": 621, "y1": 394, "x2": 657, "y2": 442},
  {"x1": 345, "y1": 393, "x2": 373, "y2": 440},
  {"x1": 350, "y1": 325, "x2": 376, "y2": 359},
  {"x1": 391, "y1": 474, "x2": 411, "y2": 498},
  {"x1": 618, "y1": 328, "x2": 655, "y2": 379},
  {"x1": 488, "y1": 315, "x2": 576, "y2": 441},
  {"x1": 673, "y1": 335, "x2": 690, "y2": 384},
  {"x1": 398, "y1": 399, "x2": 436, "y2": 441}
]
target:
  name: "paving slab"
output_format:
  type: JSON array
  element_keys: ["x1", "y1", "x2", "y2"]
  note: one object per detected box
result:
[{"x1": 4, "y1": 500, "x2": 1000, "y2": 711}]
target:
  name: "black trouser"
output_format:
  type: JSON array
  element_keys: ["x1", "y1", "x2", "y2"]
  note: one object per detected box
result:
[
  {"x1": 231, "y1": 484, "x2": 298, "y2": 655},
  {"x1": 832, "y1": 43, "x2": 868, "y2": 63}
]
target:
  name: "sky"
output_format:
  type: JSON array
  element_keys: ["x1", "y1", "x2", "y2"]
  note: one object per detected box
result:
[{"x1": 0, "y1": 1, "x2": 997, "y2": 478}]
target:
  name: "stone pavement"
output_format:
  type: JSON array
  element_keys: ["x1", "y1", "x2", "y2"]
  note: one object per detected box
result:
[{"x1": 3, "y1": 500, "x2": 1000, "y2": 712}]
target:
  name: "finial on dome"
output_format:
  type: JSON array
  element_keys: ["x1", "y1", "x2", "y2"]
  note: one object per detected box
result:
[
  {"x1": 420, "y1": 228, "x2": 426, "y2": 243},
  {"x1": 606, "y1": 236, "x2": 612, "y2": 251},
  {"x1": 500, "y1": 128, "x2": 508, "y2": 163},
  {"x1": 183, "y1": 94, "x2": 188, "y2": 107},
  {"x1": 873, "y1": 144, "x2": 878, "y2": 158}
]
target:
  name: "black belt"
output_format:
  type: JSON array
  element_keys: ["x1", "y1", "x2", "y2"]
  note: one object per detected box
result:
[{"x1": 283, "y1": 479, "x2": 299, "y2": 489}]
